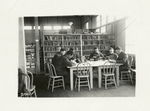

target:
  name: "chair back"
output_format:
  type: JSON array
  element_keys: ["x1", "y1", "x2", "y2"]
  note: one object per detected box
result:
[
  {"x1": 103, "y1": 61, "x2": 116, "y2": 74},
  {"x1": 127, "y1": 55, "x2": 133, "y2": 69},
  {"x1": 26, "y1": 71, "x2": 34, "y2": 90},
  {"x1": 77, "y1": 62, "x2": 91, "y2": 76},
  {"x1": 47, "y1": 63, "x2": 57, "y2": 76}
]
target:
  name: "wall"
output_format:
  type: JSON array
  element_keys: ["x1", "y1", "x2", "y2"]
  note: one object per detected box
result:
[
  {"x1": 81, "y1": 16, "x2": 97, "y2": 29},
  {"x1": 115, "y1": 19, "x2": 125, "y2": 50},
  {"x1": 25, "y1": 16, "x2": 82, "y2": 29},
  {"x1": 19, "y1": 17, "x2": 27, "y2": 74},
  {"x1": 25, "y1": 30, "x2": 35, "y2": 44},
  {"x1": 24, "y1": 16, "x2": 126, "y2": 50},
  {"x1": 81, "y1": 16, "x2": 126, "y2": 50}
]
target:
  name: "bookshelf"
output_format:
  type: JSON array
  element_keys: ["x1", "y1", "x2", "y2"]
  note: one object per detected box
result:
[
  {"x1": 62, "y1": 35, "x2": 81, "y2": 56},
  {"x1": 26, "y1": 43, "x2": 36, "y2": 73},
  {"x1": 43, "y1": 35, "x2": 63, "y2": 64},
  {"x1": 82, "y1": 34, "x2": 115, "y2": 57},
  {"x1": 42, "y1": 34, "x2": 115, "y2": 70}
]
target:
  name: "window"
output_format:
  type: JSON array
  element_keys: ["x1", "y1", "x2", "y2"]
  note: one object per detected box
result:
[
  {"x1": 101, "y1": 15, "x2": 106, "y2": 25},
  {"x1": 96, "y1": 15, "x2": 100, "y2": 27},
  {"x1": 33, "y1": 26, "x2": 40, "y2": 30},
  {"x1": 24, "y1": 26, "x2": 32, "y2": 30},
  {"x1": 54, "y1": 26, "x2": 61, "y2": 30},
  {"x1": 63, "y1": 26, "x2": 70, "y2": 29},
  {"x1": 101, "y1": 26, "x2": 106, "y2": 33},
  {"x1": 96, "y1": 28, "x2": 100, "y2": 33},
  {"x1": 86, "y1": 22, "x2": 89, "y2": 29},
  {"x1": 44, "y1": 26, "x2": 52, "y2": 30},
  {"x1": 125, "y1": 17, "x2": 136, "y2": 54},
  {"x1": 108, "y1": 15, "x2": 114, "y2": 23}
]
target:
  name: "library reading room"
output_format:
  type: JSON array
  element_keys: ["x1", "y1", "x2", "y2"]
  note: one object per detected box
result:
[{"x1": 18, "y1": 15, "x2": 136, "y2": 97}]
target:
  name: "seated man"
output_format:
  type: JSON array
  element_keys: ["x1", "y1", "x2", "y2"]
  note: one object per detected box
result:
[
  {"x1": 52, "y1": 48, "x2": 66, "y2": 66},
  {"x1": 54, "y1": 51, "x2": 76, "y2": 84},
  {"x1": 69, "y1": 48, "x2": 81, "y2": 63},
  {"x1": 105, "y1": 47, "x2": 118, "y2": 60},
  {"x1": 115, "y1": 46, "x2": 129, "y2": 73},
  {"x1": 89, "y1": 47, "x2": 104, "y2": 61}
]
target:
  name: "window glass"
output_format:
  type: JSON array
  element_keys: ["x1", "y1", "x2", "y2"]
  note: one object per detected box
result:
[
  {"x1": 86, "y1": 22, "x2": 89, "y2": 29},
  {"x1": 96, "y1": 15, "x2": 100, "y2": 27},
  {"x1": 63, "y1": 26, "x2": 70, "y2": 29},
  {"x1": 101, "y1": 26, "x2": 106, "y2": 33},
  {"x1": 101, "y1": 15, "x2": 106, "y2": 25},
  {"x1": 54, "y1": 26, "x2": 61, "y2": 30},
  {"x1": 44, "y1": 26, "x2": 52, "y2": 30},
  {"x1": 24, "y1": 26, "x2": 32, "y2": 30},
  {"x1": 125, "y1": 17, "x2": 136, "y2": 54},
  {"x1": 33, "y1": 26, "x2": 40, "y2": 30}
]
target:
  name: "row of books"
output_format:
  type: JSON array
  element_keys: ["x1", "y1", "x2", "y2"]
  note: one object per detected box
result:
[
  {"x1": 27, "y1": 66, "x2": 35, "y2": 68},
  {"x1": 44, "y1": 46, "x2": 61, "y2": 52},
  {"x1": 43, "y1": 41, "x2": 109, "y2": 46},
  {"x1": 63, "y1": 35, "x2": 80, "y2": 40},
  {"x1": 82, "y1": 40, "x2": 99, "y2": 45},
  {"x1": 63, "y1": 46, "x2": 81, "y2": 51},
  {"x1": 44, "y1": 41, "x2": 62, "y2": 46},
  {"x1": 63, "y1": 41, "x2": 80, "y2": 46},
  {"x1": 44, "y1": 35, "x2": 62, "y2": 41},
  {"x1": 82, "y1": 35, "x2": 99, "y2": 40},
  {"x1": 26, "y1": 62, "x2": 35, "y2": 65}
]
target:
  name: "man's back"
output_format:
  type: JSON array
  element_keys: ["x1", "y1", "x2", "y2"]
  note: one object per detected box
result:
[
  {"x1": 52, "y1": 52, "x2": 62, "y2": 66},
  {"x1": 117, "y1": 51, "x2": 128, "y2": 67},
  {"x1": 55, "y1": 55, "x2": 73, "y2": 74}
]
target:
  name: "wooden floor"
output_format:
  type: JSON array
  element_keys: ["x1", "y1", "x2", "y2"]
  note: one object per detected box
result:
[{"x1": 33, "y1": 75, "x2": 136, "y2": 97}]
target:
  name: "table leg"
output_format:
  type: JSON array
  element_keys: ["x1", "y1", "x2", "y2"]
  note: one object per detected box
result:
[
  {"x1": 70, "y1": 69, "x2": 73, "y2": 91},
  {"x1": 116, "y1": 66, "x2": 119, "y2": 86},
  {"x1": 90, "y1": 67, "x2": 93, "y2": 89},
  {"x1": 98, "y1": 67, "x2": 102, "y2": 88}
]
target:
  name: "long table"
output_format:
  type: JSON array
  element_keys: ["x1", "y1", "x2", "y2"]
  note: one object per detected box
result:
[{"x1": 67, "y1": 60, "x2": 122, "y2": 91}]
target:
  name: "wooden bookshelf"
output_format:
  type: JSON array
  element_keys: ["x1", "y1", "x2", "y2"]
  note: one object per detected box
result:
[
  {"x1": 42, "y1": 34, "x2": 115, "y2": 70},
  {"x1": 26, "y1": 44, "x2": 36, "y2": 73},
  {"x1": 43, "y1": 35, "x2": 63, "y2": 65},
  {"x1": 82, "y1": 34, "x2": 115, "y2": 57}
]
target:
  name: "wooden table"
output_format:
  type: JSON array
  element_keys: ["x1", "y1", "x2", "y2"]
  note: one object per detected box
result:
[{"x1": 67, "y1": 60, "x2": 122, "y2": 91}]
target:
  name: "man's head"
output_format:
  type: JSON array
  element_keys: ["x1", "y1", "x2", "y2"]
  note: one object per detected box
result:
[
  {"x1": 109, "y1": 47, "x2": 114, "y2": 54},
  {"x1": 94, "y1": 47, "x2": 99, "y2": 53},
  {"x1": 115, "y1": 46, "x2": 122, "y2": 54},
  {"x1": 66, "y1": 51, "x2": 74, "y2": 59},
  {"x1": 69, "y1": 48, "x2": 74, "y2": 52},
  {"x1": 60, "y1": 48, "x2": 66, "y2": 55}
]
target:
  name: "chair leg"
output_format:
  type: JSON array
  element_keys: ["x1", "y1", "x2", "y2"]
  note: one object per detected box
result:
[
  {"x1": 113, "y1": 75, "x2": 117, "y2": 88},
  {"x1": 52, "y1": 78, "x2": 55, "y2": 92},
  {"x1": 87, "y1": 77, "x2": 91, "y2": 91},
  {"x1": 120, "y1": 73, "x2": 122, "y2": 81},
  {"x1": 78, "y1": 77, "x2": 80, "y2": 92},
  {"x1": 34, "y1": 89, "x2": 37, "y2": 97},
  {"x1": 129, "y1": 72, "x2": 133, "y2": 84},
  {"x1": 105, "y1": 76, "x2": 107, "y2": 89},
  {"x1": 47, "y1": 78, "x2": 51, "y2": 89},
  {"x1": 62, "y1": 77, "x2": 65, "y2": 90},
  {"x1": 75, "y1": 77, "x2": 77, "y2": 88}
]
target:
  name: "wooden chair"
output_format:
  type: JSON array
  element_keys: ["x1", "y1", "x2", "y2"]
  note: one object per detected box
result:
[
  {"x1": 120, "y1": 55, "x2": 134, "y2": 84},
  {"x1": 26, "y1": 71, "x2": 37, "y2": 97},
  {"x1": 75, "y1": 62, "x2": 91, "y2": 91},
  {"x1": 102, "y1": 61, "x2": 117, "y2": 89},
  {"x1": 47, "y1": 63, "x2": 65, "y2": 92}
]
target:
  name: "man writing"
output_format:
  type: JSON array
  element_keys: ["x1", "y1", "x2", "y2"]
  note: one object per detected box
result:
[{"x1": 55, "y1": 51, "x2": 76, "y2": 84}]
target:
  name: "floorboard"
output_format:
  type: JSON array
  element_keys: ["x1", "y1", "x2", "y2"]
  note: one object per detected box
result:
[{"x1": 33, "y1": 75, "x2": 135, "y2": 97}]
